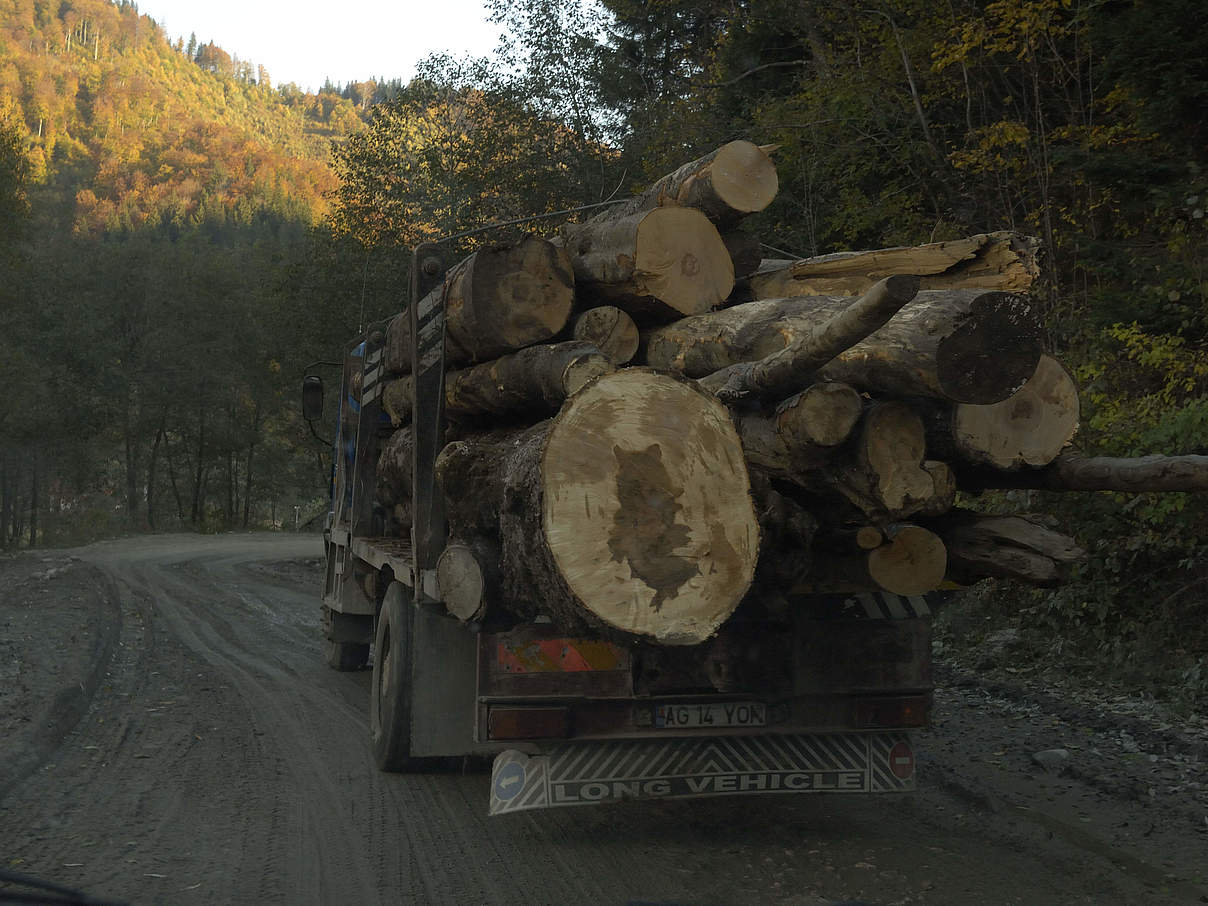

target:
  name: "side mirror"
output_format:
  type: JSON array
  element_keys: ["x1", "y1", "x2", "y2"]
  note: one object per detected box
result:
[{"x1": 302, "y1": 374, "x2": 324, "y2": 421}]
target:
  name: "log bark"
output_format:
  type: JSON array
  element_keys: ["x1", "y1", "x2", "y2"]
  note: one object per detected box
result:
[
  {"x1": 956, "y1": 453, "x2": 1208, "y2": 493},
  {"x1": 560, "y1": 206, "x2": 734, "y2": 320},
  {"x1": 723, "y1": 230, "x2": 763, "y2": 278},
  {"x1": 376, "y1": 428, "x2": 413, "y2": 509},
  {"x1": 381, "y1": 341, "x2": 614, "y2": 425},
  {"x1": 572, "y1": 306, "x2": 640, "y2": 365},
  {"x1": 698, "y1": 275, "x2": 920, "y2": 402},
  {"x1": 384, "y1": 235, "x2": 575, "y2": 374},
  {"x1": 606, "y1": 140, "x2": 779, "y2": 228},
  {"x1": 646, "y1": 289, "x2": 1042, "y2": 404},
  {"x1": 434, "y1": 369, "x2": 759, "y2": 645},
  {"x1": 749, "y1": 232, "x2": 1040, "y2": 299},
  {"x1": 928, "y1": 510, "x2": 1085, "y2": 586},
  {"x1": 922, "y1": 354, "x2": 1079, "y2": 470}
]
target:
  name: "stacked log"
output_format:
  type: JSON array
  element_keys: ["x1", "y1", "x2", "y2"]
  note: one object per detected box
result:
[{"x1": 363, "y1": 139, "x2": 1208, "y2": 644}]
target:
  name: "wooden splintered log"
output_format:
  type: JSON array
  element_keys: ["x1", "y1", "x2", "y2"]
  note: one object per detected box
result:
[
  {"x1": 955, "y1": 452, "x2": 1208, "y2": 494},
  {"x1": 560, "y1": 206, "x2": 735, "y2": 320},
  {"x1": 434, "y1": 369, "x2": 760, "y2": 645},
  {"x1": 384, "y1": 235, "x2": 575, "y2": 374},
  {"x1": 609, "y1": 140, "x2": 779, "y2": 228},
  {"x1": 920, "y1": 354, "x2": 1080, "y2": 470},
  {"x1": 796, "y1": 523, "x2": 948, "y2": 596},
  {"x1": 832, "y1": 401, "x2": 936, "y2": 523},
  {"x1": 748, "y1": 231, "x2": 1040, "y2": 299},
  {"x1": 928, "y1": 510, "x2": 1086, "y2": 586},
  {"x1": 735, "y1": 382, "x2": 863, "y2": 479},
  {"x1": 698, "y1": 275, "x2": 920, "y2": 403},
  {"x1": 646, "y1": 289, "x2": 1042, "y2": 405},
  {"x1": 572, "y1": 306, "x2": 640, "y2": 365},
  {"x1": 381, "y1": 341, "x2": 614, "y2": 426}
]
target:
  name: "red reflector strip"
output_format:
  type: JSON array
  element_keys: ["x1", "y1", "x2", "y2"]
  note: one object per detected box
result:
[
  {"x1": 487, "y1": 707, "x2": 572, "y2": 740},
  {"x1": 495, "y1": 639, "x2": 626, "y2": 673},
  {"x1": 853, "y1": 696, "x2": 930, "y2": 729}
]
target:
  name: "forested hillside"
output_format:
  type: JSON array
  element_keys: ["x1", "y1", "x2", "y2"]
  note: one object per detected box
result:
[{"x1": 1, "y1": 0, "x2": 1205, "y2": 698}]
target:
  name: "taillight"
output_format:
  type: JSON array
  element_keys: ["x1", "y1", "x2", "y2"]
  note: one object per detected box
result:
[
  {"x1": 487, "y1": 707, "x2": 572, "y2": 740},
  {"x1": 853, "y1": 695, "x2": 930, "y2": 729}
]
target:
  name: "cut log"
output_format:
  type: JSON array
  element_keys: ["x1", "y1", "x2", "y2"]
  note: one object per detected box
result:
[
  {"x1": 834, "y1": 402, "x2": 935, "y2": 522},
  {"x1": 381, "y1": 341, "x2": 614, "y2": 425},
  {"x1": 956, "y1": 453, "x2": 1208, "y2": 493},
  {"x1": 436, "y1": 537, "x2": 502, "y2": 623},
  {"x1": 608, "y1": 140, "x2": 778, "y2": 227},
  {"x1": 749, "y1": 232, "x2": 1041, "y2": 299},
  {"x1": 646, "y1": 289, "x2": 1042, "y2": 404},
  {"x1": 383, "y1": 235, "x2": 575, "y2": 374},
  {"x1": 796, "y1": 524, "x2": 947, "y2": 595},
  {"x1": 735, "y1": 383, "x2": 862, "y2": 479},
  {"x1": 699, "y1": 275, "x2": 920, "y2": 402},
  {"x1": 572, "y1": 306, "x2": 640, "y2": 365},
  {"x1": 560, "y1": 206, "x2": 735, "y2": 320},
  {"x1": 376, "y1": 428, "x2": 414, "y2": 509},
  {"x1": 928, "y1": 510, "x2": 1085, "y2": 586},
  {"x1": 434, "y1": 369, "x2": 759, "y2": 645},
  {"x1": 922, "y1": 354, "x2": 1080, "y2": 470}
]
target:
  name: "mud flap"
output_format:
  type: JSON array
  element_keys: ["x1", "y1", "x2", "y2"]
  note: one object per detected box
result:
[{"x1": 489, "y1": 733, "x2": 915, "y2": 815}]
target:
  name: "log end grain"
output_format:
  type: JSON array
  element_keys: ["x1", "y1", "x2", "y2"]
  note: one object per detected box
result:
[
  {"x1": 540, "y1": 369, "x2": 758, "y2": 645},
  {"x1": 934, "y1": 291, "x2": 1043, "y2": 404},
  {"x1": 867, "y1": 525, "x2": 947, "y2": 595},
  {"x1": 705, "y1": 140, "x2": 779, "y2": 216},
  {"x1": 573, "y1": 306, "x2": 640, "y2": 365},
  {"x1": 634, "y1": 207, "x2": 735, "y2": 316},
  {"x1": 776, "y1": 382, "x2": 863, "y2": 448}
]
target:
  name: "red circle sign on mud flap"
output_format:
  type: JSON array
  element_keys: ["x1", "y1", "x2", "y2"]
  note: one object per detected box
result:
[{"x1": 889, "y1": 740, "x2": 915, "y2": 780}]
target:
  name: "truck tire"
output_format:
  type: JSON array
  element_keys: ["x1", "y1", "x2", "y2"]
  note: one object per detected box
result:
[
  {"x1": 370, "y1": 582, "x2": 442, "y2": 772},
  {"x1": 323, "y1": 639, "x2": 369, "y2": 671}
]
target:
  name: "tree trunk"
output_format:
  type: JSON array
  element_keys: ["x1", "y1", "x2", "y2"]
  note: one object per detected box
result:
[
  {"x1": 749, "y1": 231, "x2": 1040, "y2": 299},
  {"x1": 605, "y1": 140, "x2": 779, "y2": 228},
  {"x1": 572, "y1": 306, "x2": 640, "y2": 365},
  {"x1": 384, "y1": 235, "x2": 576, "y2": 374},
  {"x1": 698, "y1": 275, "x2": 920, "y2": 402},
  {"x1": 560, "y1": 206, "x2": 734, "y2": 320},
  {"x1": 646, "y1": 289, "x2": 1042, "y2": 405},
  {"x1": 433, "y1": 369, "x2": 759, "y2": 645},
  {"x1": 146, "y1": 417, "x2": 164, "y2": 531},
  {"x1": 381, "y1": 341, "x2": 614, "y2": 426},
  {"x1": 956, "y1": 453, "x2": 1208, "y2": 493},
  {"x1": 191, "y1": 395, "x2": 206, "y2": 525},
  {"x1": 28, "y1": 451, "x2": 38, "y2": 548},
  {"x1": 928, "y1": 510, "x2": 1085, "y2": 586},
  {"x1": 921, "y1": 354, "x2": 1079, "y2": 470}
]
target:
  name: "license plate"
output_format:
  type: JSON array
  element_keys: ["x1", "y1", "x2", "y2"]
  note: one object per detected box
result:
[{"x1": 653, "y1": 701, "x2": 767, "y2": 729}]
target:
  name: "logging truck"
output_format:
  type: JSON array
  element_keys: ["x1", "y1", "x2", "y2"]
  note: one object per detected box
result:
[{"x1": 303, "y1": 230, "x2": 932, "y2": 815}]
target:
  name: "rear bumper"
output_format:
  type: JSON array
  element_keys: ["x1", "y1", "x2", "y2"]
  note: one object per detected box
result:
[{"x1": 489, "y1": 731, "x2": 917, "y2": 814}]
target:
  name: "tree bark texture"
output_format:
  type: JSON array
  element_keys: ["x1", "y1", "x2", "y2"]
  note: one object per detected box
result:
[
  {"x1": 928, "y1": 510, "x2": 1085, "y2": 586},
  {"x1": 735, "y1": 382, "x2": 862, "y2": 479},
  {"x1": 384, "y1": 235, "x2": 575, "y2": 374},
  {"x1": 381, "y1": 341, "x2": 614, "y2": 426},
  {"x1": 749, "y1": 232, "x2": 1040, "y2": 299},
  {"x1": 560, "y1": 206, "x2": 734, "y2": 320},
  {"x1": 698, "y1": 275, "x2": 920, "y2": 402},
  {"x1": 646, "y1": 290, "x2": 1043, "y2": 404},
  {"x1": 956, "y1": 453, "x2": 1208, "y2": 493},
  {"x1": 434, "y1": 369, "x2": 759, "y2": 645}
]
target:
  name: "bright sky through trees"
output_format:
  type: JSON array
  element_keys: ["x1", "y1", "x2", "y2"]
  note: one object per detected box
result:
[{"x1": 134, "y1": 0, "x2": 503, "y2": 91}]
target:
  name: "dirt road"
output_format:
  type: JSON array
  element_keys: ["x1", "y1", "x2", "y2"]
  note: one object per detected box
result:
[{"x1": 1, "y1": 534, "x2": 1205, "y2": 905}]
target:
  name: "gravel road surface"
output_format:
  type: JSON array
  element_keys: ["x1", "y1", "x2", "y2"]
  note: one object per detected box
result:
[{"x1": 1, "y1": 534, "x2": 1204, "y2": 905}]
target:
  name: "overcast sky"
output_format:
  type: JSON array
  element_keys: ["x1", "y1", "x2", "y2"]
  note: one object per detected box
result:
[{"x1": 135, "y1": 0, "x2": 504, "y2": 92}]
